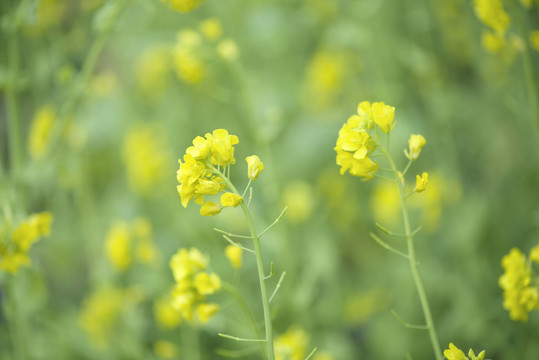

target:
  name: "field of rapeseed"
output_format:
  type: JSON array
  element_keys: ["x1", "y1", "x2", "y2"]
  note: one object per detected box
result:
[{"x1": 1, "y1": 0, "x2": 539, "y2": 359}]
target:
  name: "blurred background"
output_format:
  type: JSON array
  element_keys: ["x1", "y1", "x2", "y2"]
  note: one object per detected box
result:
[{"x1": 1, "y1": 0, "x2": 539, "y2": 359}]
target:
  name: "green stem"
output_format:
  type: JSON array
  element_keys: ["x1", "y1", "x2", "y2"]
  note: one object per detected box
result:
[
  {"x1": 214, "y1": 168, "x2": 275, "y2": 360},
  {"x1": 5, "y1": 275, "x2": 26, "y2": 360},
  {"x1": 380, "y1": 146, "x2": 442, "y2": 360},
  {"x1": 222, "y1": 282, "x2": 267, "y2": 359},
  {"x1": 43, "y1": 0, "x2": 129, "y2": 160}
]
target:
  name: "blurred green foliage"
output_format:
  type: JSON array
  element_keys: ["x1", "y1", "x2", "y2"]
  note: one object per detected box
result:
[{"x1": 1, "y1": 0, "x2": 539, "y2": 359}]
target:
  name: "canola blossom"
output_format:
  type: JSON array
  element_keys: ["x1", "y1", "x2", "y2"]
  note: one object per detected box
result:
[{"x1": 168, "y1": 247, "x2": 221, "y2": 323}]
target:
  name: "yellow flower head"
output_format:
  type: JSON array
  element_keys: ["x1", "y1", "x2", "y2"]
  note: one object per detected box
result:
[
  {"x1": 246, "y1": 155, "x2": 264, "y2": 180},
  {"x1": 530, "y1": 243, "x2": 539, "y2": 263},
  {"x1": 275, "y1": 326, "x2": 310, "y2": 360},
  {"x1": 482, "y1": 30, "x2": 505, "y2": 53},
  {"x1": 474, "y1": 0, "x2": 510, "y2": 35},
  {"x1": 154, "y1": 295, "x2": 181, "y2": 330},
  {"x1": 405, "y1": 134, "x2": 427, "y2": 160},
  {"x1": 135, "y1": 46, "x2": 170, "y2": 99},
  {"x1": 444, "y1": 343, "x2": 467, "y2": 360},
  {"x1": 207, "y1": 129, "x2": 239, "y2": 166},
  {"x1": 162, "y1": 0, "x2": 204, "y2": 12},
  {"x1": 217, "y1": 39, "x2": 239, "y2": 61},
  {"x1": 28, "y1": 105, "x2": 55, "y2": 159},
  {"x1": 225, "y1": 245, "x2": 242, "y2": 269},
  {"x1": 414, "y1": 172, "x2": 429, "y2": 193},
  {"x1": 169, "y1": 248, "x2": 208, "y2": 282},
  {"x1": 105, "y1": 222, "x2": 131, "y2": 271},
  {"x1": 195, "y1": 303, "x2": 219, "y2": 323},
  {"x1": 200, "y1": 201, "x2": 222, "y2": 216},
  {"x1": 335, "y1": 107, "x2": 379, "y2": 180},
  {"x1": 172, "y1": 30, "x2": 205, "y2": 84},
  {"x1": 154, "y1": 340, "x2": 180, "y2": 359},
  {"x1": 371, "y1": 101, "x2": 396, "y2": 133},
  {"x1": 220, "y1": 192, "x2": 242, "y2": 207},
  {"x1": 194, "y1": 272, "x2": 222, "y2": 295},
  {"x1": 199, "y1": 18, "x2": 222, "y2": 41}
]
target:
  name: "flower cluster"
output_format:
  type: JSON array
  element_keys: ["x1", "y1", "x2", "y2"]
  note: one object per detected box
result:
[
  {"x1": 177, "y1": 129, "x2": 263, "y2": 216},
  {"x1": 474, "y1": 0, "x2": 512, "y2": 53},
  {"x1": 169, "y1": 248, "x2": 221, "y2": 323},
  {"x1": 104, "y1": 218, "x2": 160, "y2": 272},
  {"x1": 0, "y1": 212, "x2": 53, "y2": 274},
  {"x1": 499, "y1": 246, "x2": 539, "y2": 321},
  {"x1": 334, "y1": 101, "x2": 396, "y2": 179},
  {"x1": 444, "y1": 343, "x2": 486, "y2": 360}
]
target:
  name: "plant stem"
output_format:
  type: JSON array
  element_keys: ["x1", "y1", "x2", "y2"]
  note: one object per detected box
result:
[
  {"x1": 381, "y1": 146, "x2": 442, "y2": 360},
  {"x1": 214, "y1": 168, "x2": 275, "y2": 360},
  {"x1": 43, "y1": 0, "x2": 129, "y2": 160}
]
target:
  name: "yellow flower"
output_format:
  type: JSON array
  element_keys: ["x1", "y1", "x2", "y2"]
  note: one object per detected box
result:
[
  {"x1": 0, "y1": 252, "x2": 30, "y2": 274},
  {"x1": 282, "y1": 181, "x2": 314, "y2": 224},
  {"x1": 207, "y1": 129, "x2": 239, "y2": 166},
  {"x1": 474, "y1": 0, "x2": 510, "y2": 35},
  {"x1": 531, "y1": 30, "x2": 539, "y2": 51},
  {"x1": 414, "y1": 172, "x2": 429, "y2": 193},
  {"x1": 196, "y1": 179, "x2": 221, "y2": 195},
  {"x1": 28, "y1": 105, "x2": 55, "y2": 159},
  {"x1": 200, "y1": 201, "x2": 222, "y2": 216},
  {"x1": 337, "y1": 119, "x2": 373, "y2": 160},
  {"x1": 154, "y1": 295, "x2": 181, "y2": 330},
  {"x1": 220, "y1": 192, "x2": 242, "y2": 207},
  {"x1": 195, "y1": 303, "x2": 219, "y2": 323},
  {"x1": 199, "y1": 18, "x2": 222, "y2": 41},
  {"x1": 275, "y1": 326, "x2": 310, "y2": 360},
  {"x1": 135, "y1": 46, "x2": 170, "y2": 100},
  {"x1": 194, "y1": 272, "x2": 221, "y2": 295},
  {"x1": 303, "y1": 50, "x2": 348, "y2": 109},
  {"x1": 217, "y1": 39, "x2": 239, "y2": 61},
  {"x1": 225, "y1": 245, "x2": 242, "y2": 269},
  {"x1": 170, "y1": 248, "x2": 208, "y2": 282},
  {"x1": 444, "y1": 343, "x2": 467, "y2": 360},
  {"x1": 154, "y1": 340, "x2": 180, "y2": 359},
  {"x1": 371, "y1": 101, "x2": 396, "y2": 133},
  {"x1": 404, "y1": 134, "x2": 427, "y2": 160},
  {"x1": 530, "y1": 244, "x2": 539, "y2": 263},
  {"x1": 172, "y1": 30, "x2": 205, "y2": 84},
  {"x1": 246, "y1": 155, "x2": 264, "y2": 180},
  {"x1": 162, "y1": 0, "x2": 204, "y2": 12},
  {"x1": 104, "y1": 222, "x2": 131, "y2": 271},
  {"x1": 177, "y1": 154, "x2": 206, "y2": 207},
  {"x1": 335, "y1": 149, "x2": 379, "y2": 179},
  {"x1": 186, "y1": 135, "x2": 211, "y2": 160},
  {"x1": 123, "y1": 124, "x2": 169, "y2": 196},
  {"x1": 482, "y1": 30, "x2": 505, "y2": 53},
  {"x1": 468, "y1": 349, "x2": 486, "y2": 360}
]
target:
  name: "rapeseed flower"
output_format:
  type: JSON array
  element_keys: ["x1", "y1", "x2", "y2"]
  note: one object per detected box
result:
[
  {"x1": 404, "y1": 134, "x2": 427, "y2": 160},
  {"x1": 172, "y1": 30, "x2": 206, "y2": 84},
  {"x1": 275, "y1": 326, "x2": 310, "y2": 360},
  {"x1": 499, "y1": 248, "x2": 539, "y2": 321},
  {"x1": 220, "y1": 192, "x2": 242, "y2": 207},
  {"x1": 443, "y1": 343, "x2": 486, "y2": 360},
  {"x1": 154, "y1": 340, "x2": 180, "y2": 359},
  {"x1": 474, "y1": 0, "x2": 510, "y2": 35},
  {"x1": 169, "y1": 248, "x2": 221, "y2": 323},
  {"x1": 199, "y1": 18, "x2": 222, "y2": 41},
  {"x1": 28, "y1": 105, "x2": 55, "y2": 159},
  {"x1": 154, "y1": 295, "x2": 182, "y2": 330},
  {"x1": 246, "y1": 155, "x2": 264, "y2": 180},
  {"x1": 225, "y1": 245, "x2": 242, "y2": 269},
  {"x1": 414, "y1": 172, "x2": 429, "y2": 193},
  {"x1": 0, "y1": 212, "x2": 53, "y2": 274}
]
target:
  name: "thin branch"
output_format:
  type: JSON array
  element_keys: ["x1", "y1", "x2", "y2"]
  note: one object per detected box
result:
[
  {"x1": 375, "y1": 223, "x2": 422, "y2": 238},
  {"x1": 222, "y1": 235, "x2": 255, "y2": 254},
  {"x1": 218, "y1": 333, "x2": 267, "y2": 342},
  {"x1": 391, "y1": 309, "x2": 429, "y2": 330},
  {"x1": 264, "y1": 262, "x2": 274, "y2": 280},
  {"x1": 369, "y1": 233, "x2": 410, "y2": 260},
  {"x1": 269, "y1": 271, "x2": 286, "y2": 303},
  {"x1": 305, "y1": 347, "x2": 318, "y2": 360},
  {"x1": 214, "y1": 228, "x2": 253, "y2": 239},
  {"x1": 259, "y1": 207, "x2": 288, "y2": 238}
]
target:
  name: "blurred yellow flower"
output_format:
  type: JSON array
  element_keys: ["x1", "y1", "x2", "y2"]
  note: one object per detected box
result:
[
  {"x1": 282, "y1": 181, "x2": 314, "y2": 224},
  {"x1": 196, "y1": 303, "x2": 219, "y2": 323},
  {"x1": 135, "y1": 46, "x2": 170, "y2": 100},
  {"x1": 246, "y1": 155, "x2": 264, "y2": 180},
  {"x1": 275, "y1": 326, "x2": 310, "y2": 360},
  {"x1": 221, "y1": 192, "x2": 242, "y2": 207},
  {"x1": 304, "y1": 50, "x2": 348, "y2": 109},
  {"x1": 123, "y1": 123, "x2": 170, "y2": 196},
  {"x1": 154, "y1": 340, "x2": 180, "y2": 359},
  {"x1": 28, "y1": 105, "x2": 55, "y2": 159},
  {"x1": 474, "y1": 0, "x2": 510, "y2": 35},
  {"x1": 404, "y1": 134, "x2": 427, "y2": 160},
  {"x1": 199, "y1": 18, "x2": 222, "y2": 41},
  {"x1": 530, "y1": 244, "x2": 539, "y2": 263},
  {"x1": 154, "y1": 295, "x2": 181, "y2": 330},
  {"x1": 531, "y1": 30, "x2": 539, "y2": 51},
  {"x1": 482, "y1": 30, "x2": 505, "y2": 53},
  {"x1": 225, "y1": 245, "x2": 242, "y2": 269},
  {"x1": 105, "y1": 222, "x2": 131, "y2": 271},
  {"x1": 217, "y1": 39, "x2": 239, "y2": 61},
  {"x1": 162, "y1": 0, "x2": 204, "y2": 12},
  {"x1": 194, "y1": 272, "x2": 222, "y2": 295},
  {"x1": 499, "y1": 248, "x2": 539, "y2": 321},
  {"x1": 1, "y1": 212, "x2": 53, "y2": 274},
  {"x1": 414, "y1": 172, "x2": 429, "y2": 193},
  {"x1": 173, "y1": 30, "x2": 205, "y2": 84},
  {"x1": 370, "y1": 182, "x2": 400, "y2": 228},
  {"x1": 169, "y1": 248, "x2": 220, "y2": 323}
]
